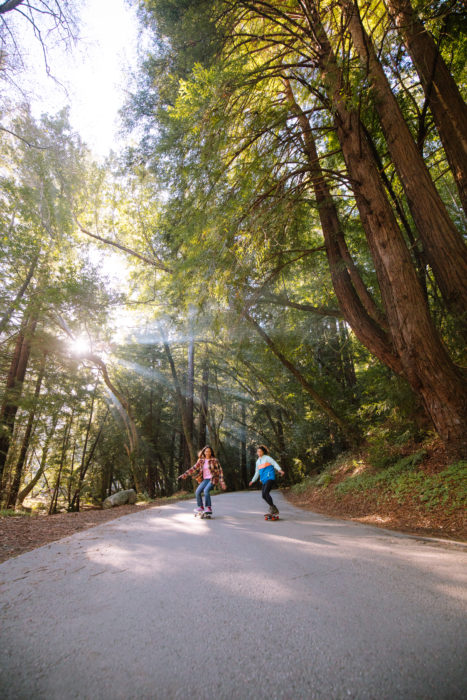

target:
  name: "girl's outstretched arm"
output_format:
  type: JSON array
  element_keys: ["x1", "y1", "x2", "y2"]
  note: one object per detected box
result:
[
  {"x1": 270, "y1": 457, "x2": 285, "y2": 476},
  {"x1": 178, "y1": 462, "x2": 199, "y2": 480},
  {"x1": 249, "y1": 464, "x2": 260, "y2": 486}
]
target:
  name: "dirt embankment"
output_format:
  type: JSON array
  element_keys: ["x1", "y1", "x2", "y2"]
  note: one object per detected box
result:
[
  {"x1": 285, "y1": 488, "x2": 466, "y2": 541},
  {"x1": 285, "y1": 441, "x2": 466, "y2": 542}
]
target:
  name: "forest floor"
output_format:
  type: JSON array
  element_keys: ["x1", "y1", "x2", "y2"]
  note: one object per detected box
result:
[
  {"x1": 285, "y1": 438, "x2": 466, "y2": 542},
  {"x1": 0, "y1": 493, "x2": 193, "y2": 564}
]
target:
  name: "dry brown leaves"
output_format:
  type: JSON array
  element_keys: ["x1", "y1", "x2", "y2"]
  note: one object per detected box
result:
[
  {"x1": 0, "y1": 502, "x2": 161, "y2": 564},
  {"x1": 286, "y1": 488, "x2": 467, "y2": 542}
]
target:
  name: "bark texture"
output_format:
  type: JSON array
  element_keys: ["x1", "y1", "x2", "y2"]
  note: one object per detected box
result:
[
  {"x1": 305, "y1": 3, "x2": 467, "y2": 450},
  {"x1": 385, "y1": 0, "x2": 467, "y2": 214},
  {"x1": 343, "y1": 0, "x2": 467, "y2": 323}
]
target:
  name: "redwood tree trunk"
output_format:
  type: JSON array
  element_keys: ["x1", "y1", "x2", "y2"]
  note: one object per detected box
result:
[
  {"x1": 0, "y1": 257, "x2": 38, "y2": 335},
  {"x1": 283, "y1": 79, "x2": 403, "y2": 377},
  {"x1": 160, "y1": 330, "x2": 197, "y2": 464},
  {"x1": 7, "y1": 353, "x2": 46, "y2": 507},
  {"x1": 49, "y1": 414, "x2": 73, "y2": 515},
  {"x1": 0, "y1": 314, "x2": 37, "y2": 490},
  {"x1": 240, "y1": 402, "x2": 248, "y2": 487},
  {"x1": 198, "y1": 360, "x2": 209, "y2": 449},
  {"x1": 186, "y1": 337, "x2": 195, "y2": 455},
  {"x1": 385, "y1": 0, "x2": 467, "y2": 214},
  {"x1": 69, "y1": 387, "x2": 97, "y2": 512},
  {"x1": 343, "y1": 0, "x2": 467, "y2": 323},
  {"x1": 308, "y1": 9, "x2": 467, "y2": 451}
]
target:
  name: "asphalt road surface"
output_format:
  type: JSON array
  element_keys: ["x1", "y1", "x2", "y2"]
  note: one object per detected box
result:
[{"x1": 1, "y1": 491, "x2": 466, "y2": 700}]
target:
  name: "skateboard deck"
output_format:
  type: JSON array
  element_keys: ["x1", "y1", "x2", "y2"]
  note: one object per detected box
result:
[{"x1": 264, "y1": 514, "x2": 279, "y2": 521}]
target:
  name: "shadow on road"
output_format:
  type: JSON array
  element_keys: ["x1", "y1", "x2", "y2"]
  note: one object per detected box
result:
[{"x1": 1, "y1": 491, "x2": 466, "y2": 699}]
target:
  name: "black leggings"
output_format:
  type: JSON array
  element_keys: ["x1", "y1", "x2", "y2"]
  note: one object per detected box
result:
[{"x1": 262, "y1": 479, "x2": 276, "y2": 507}]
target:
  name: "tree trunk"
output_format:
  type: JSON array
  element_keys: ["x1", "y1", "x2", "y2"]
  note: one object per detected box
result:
[
  {"x1": 168, "y1": 429, "x2": 176, "y2": 495},
  {"x1": 198, "y1": 360, "x2": 209, "y2": 449},
  {"x1": 186, "y1": 336, "x2": 195, "y2": 454},
  {"x1": 67, "y1": 439, "x2": 77, "y2": 507},
  {"x1": 69, "y1": 386, "x2": 97, "y2": 512},
  {"x1": 160, "y1": 328, "x2": 197, "y2": 464},
  {"x1": 275, "y1": 407, "x2": 289, "y2": 481},
  {"x1": 0, "y1": 257, "x2": 38, "y2": 335},
  {"x1": 69, "y1": 409, "x2": 108, "y2": 511},
  {"x1": 177, "y1": 426, "x2": 186, "y2": 486},
  {"x1": 240, "y1": 402, "x2": 248, "y2": 487},
  {"x1": 16, "y1": 414, "x2": 59, "y2": 507},
  {"x1": 0, "y1": 314, "x2": 37, "y2": 490},
  {"x1": 385, "y1": 0, "x2": 467, "y2": 214},
  {"x1": 7, "y1": 353, "x2": 46, "y2": 507},
  {"x1": 283, "y1": 79, "x2": 403, "y2": 377},
  {"x1": 100, "y1": 460, "x2": 113, "y2": 502},
  {"x1": 307, "y1": 8, "x2": 467, "y2": 451},
  {"x1": 145, "y1": 369, "x2": 158, "y2": 497},
  {"x1": 49, "y1": 412, "x2": 73, "y2": 515},
  {"x1": 245, "y1": 311, "x2": 358, "y2": 445},
  {"x1": 343, "y1": 0, "x2": 467, "y2": 323},
  {"x1": 81, "y1": 352, "x2": 142, "y2": 491},
  {"x1": 146, "y1": 461, "x2": 158, "y2": 498},
  {"x1": 337, "y1": 321, "x2": 357, "y2": 392}
]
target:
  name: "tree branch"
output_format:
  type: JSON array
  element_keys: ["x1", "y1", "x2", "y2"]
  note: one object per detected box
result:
[
  {"x1": 74, "y1": 218, "x2": 173, "y2": 273},
  {"x1": 256, "y1": 292, "x2": 343, "y2": 318},
  {"x1": 0, "y1": 126, "x2": 48, "y2": 149}
]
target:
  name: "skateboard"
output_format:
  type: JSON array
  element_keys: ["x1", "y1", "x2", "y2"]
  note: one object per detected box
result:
[
  {"x1": 194, "y1": 510, "x2": 213, "y2": 519},
  {"x1": 264, "y1": 514, "x2": 279, "y2": 521}
]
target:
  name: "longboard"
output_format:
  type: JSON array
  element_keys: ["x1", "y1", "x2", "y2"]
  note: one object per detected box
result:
[{"x1": 264, "y1": 514, "x2": 279, "y2": 521}]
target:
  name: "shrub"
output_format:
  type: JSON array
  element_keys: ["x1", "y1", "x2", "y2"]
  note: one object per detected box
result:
[
  {"x1": 316, "y1": 472, "x2": 333, "y2": 488},
  {"x1": 334, "y1": 451, "x2": 427, "y2": 497},
  {"x1": 290, "y1": 476, "x2": 318, "y2": 495},
  {"x1": 0, "y1": 509, "x2": 31, "y2": 518}
]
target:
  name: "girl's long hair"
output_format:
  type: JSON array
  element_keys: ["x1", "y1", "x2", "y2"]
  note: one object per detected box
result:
[{"x1": 199, "y1": 445, "x2": 216, "y2": 459}]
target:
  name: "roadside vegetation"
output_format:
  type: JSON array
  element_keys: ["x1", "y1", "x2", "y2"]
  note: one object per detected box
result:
[{"x1": 288, "y1": 430, "x2": 467, "y2": 540}]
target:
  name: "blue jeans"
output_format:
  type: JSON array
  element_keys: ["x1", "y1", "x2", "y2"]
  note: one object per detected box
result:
[{"x1": 196, "y1": 479, "x2": 213, "y2": 507}]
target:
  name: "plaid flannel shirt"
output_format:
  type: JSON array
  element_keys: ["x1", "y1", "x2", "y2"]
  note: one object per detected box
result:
[{"x1": 181, "y1": 458, "x2": 226, "y2": 487}]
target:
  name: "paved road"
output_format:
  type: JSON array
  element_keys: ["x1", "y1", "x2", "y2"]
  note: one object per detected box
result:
[{"x1": 1, "y1": 491, "x2": 466, "y2": 699}]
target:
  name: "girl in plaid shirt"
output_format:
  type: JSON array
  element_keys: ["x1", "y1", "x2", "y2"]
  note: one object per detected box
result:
[{"x1": 178, "y1": 445, "x2": 226, "y2": 515}]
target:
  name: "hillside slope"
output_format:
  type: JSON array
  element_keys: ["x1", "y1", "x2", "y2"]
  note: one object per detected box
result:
[{"x1": 286, "y1": 439, "x2": 466, "y2": 541}]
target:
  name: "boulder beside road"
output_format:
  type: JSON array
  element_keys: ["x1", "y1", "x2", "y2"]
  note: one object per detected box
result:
[{"x1": 102, "y1": 489, "x2": 137, "y2": 509}]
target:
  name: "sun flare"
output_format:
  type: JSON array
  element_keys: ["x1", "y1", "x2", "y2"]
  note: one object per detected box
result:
[{"x1": 70, "y1": 336, "x2": 92, "y2": 356}]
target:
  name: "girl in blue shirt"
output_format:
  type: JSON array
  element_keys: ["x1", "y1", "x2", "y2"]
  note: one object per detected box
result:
[{"x1": 248, "y1": 444, "x2": 284, "y2": 515}]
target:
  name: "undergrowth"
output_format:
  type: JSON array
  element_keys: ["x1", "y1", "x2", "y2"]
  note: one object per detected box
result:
[
  {"x1": 334, "y1": 451, "x2": 427, "y2": 497},
  {"x1": 291, "y1": 452, "x2": 467, "y2": 514},
  {"x1": 0, "y1": 509, "x2": 31, "y2": 518}
]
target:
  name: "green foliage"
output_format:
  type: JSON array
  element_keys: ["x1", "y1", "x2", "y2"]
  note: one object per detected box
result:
[
  {"x1": 332, "y1": 454, "x2": 467, "y2": 514},
  {"x1": 0, "y1": 509, "x2": 31, "y2": 518},
  {"x1": 414, "y1": 462, "x2": 467, "y2": 512},
  {"x1": 334, "y1": 451, "x2": 427, "y2": 497},
  {"x1": 316, "y1": 472, "x2": 334, "y2": 488},
  {"x1": 290, "y1": 476, "x2": 319, "y2": 495},
  {"x1": 291, "y1": 449, "x2": 466, "y2": 516}
]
